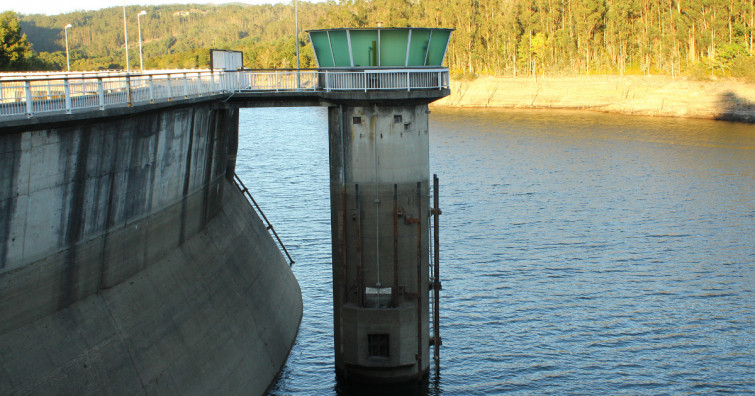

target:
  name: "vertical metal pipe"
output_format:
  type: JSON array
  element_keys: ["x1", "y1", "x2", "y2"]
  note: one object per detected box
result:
[
  {"x1": 433, "y1": 174, "x2": 441, "y2": 373},
  {"x1": 355, "y1": 183, "x2": 364, "y2": 307},
  {"x1": 415, "y1": 181, "x2": 422, "y2": 379},
  {"x1": 340, "y1": 105, "x2": 348, "y2": 302},
  {"x1": 373, "y1": 111, "x2": 380, "y2": 288},
  {"x1": 295, "y1": 0, "x2": 300, "y2": 89},
  {"x1": 392, "y1": 183, "x2": 399, "y2": 307},
  {"x1": 123, "y1": 1, "x2": 129, "y2": 72}
]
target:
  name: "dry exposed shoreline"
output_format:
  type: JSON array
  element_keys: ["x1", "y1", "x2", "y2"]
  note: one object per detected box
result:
[{"x1": 431, "y1": 75, "x2": 755, "y2": 123}]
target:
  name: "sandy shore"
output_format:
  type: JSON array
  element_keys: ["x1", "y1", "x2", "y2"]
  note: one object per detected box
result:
[{"x1": 432, "y1": 75, "x2": 755, "y2": 122}]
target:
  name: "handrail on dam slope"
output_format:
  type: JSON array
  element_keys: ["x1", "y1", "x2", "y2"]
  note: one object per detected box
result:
[
  {"x1": 233, "y1": 173, "x2": 295, "y2": 267},
  {"x1": 0, "y1": 68, "x2": 449, "y2": 118}
]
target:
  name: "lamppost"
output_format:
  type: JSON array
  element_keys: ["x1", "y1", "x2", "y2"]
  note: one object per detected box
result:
[
  {"x1": 295, "y1": 0, "x2": 300, "y2": 89},
  {"x1": 64, "y1": 24, "x2": 73, "y2": 71},
  {"x1": 123, "y1": 0, "x2": 129, "y2": 72},
  {"x1": 138, "y1": 10, "x2": 147, "y2": 71}
]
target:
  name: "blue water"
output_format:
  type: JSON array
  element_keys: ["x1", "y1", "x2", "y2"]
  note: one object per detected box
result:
[{"x1": 237, "y1": 107, "x2": 755, "y2": 394}]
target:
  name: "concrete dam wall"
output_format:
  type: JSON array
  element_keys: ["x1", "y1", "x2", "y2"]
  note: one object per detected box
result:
[{"x1": 0, "y1": 102, "x2": 302, "y2": 393}]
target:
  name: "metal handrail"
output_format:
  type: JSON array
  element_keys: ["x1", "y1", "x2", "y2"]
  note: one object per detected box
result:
[
  {"x1": 0, "y1": 68, "x2": 449, "y2": 118},
  {"x1": 232, "y1": 173, "x2": 295, "y2": 267}
]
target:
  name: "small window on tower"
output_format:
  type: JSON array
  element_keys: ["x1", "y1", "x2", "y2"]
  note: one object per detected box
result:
[
  {"x1": 353, "y1": 116, "x2": 362, "y2": 124},
  {"x1": 393, "y1": 114, "x2": 403, "y2": 123},
  {"x1": 368, "y1": 334, "x2": 390, "y2": 358}
]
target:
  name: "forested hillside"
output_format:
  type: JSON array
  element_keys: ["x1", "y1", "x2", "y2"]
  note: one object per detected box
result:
[{"x1": 10, "y1": 0, "x2": 755, "y2": 80}]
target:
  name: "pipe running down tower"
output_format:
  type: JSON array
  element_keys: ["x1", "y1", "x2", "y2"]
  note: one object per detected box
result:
[{"x1": 308, "y1": 27, "x2": 453, "y2": 383}]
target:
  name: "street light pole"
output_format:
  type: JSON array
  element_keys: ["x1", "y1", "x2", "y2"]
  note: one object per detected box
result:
[
  {"x1": 64, "y1": 24, "x2": 73, "y2": 71},
  {"x1": 295, "y1": 0, "x2": 300, "y2": 89},
  {"x1": 123, "y1": 0, "x2": 129, "y2": 72},
  {"x1": 138, "y1": 10, "x2": 147, "y2": 71}
]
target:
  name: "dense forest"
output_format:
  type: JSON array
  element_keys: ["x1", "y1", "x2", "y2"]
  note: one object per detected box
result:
[{"x1": 4, "y1": 0, "x2": 755, "y2": 80}]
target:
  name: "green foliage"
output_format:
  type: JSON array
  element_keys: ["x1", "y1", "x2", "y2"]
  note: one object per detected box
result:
[
  {"x1": 729, "y1": 54, "x2": 755, "y2": 83},
  {"x1": 10, "y1": 0, "x2": 755, "y2": 80},
  {"x1": 0, "y1": 11, "x2": 33, "y2": 70}
]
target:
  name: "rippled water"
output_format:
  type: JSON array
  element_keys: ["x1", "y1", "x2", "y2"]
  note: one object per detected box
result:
[{"x1": 237, "y1": 107, "x2": 755, "y2": 394}]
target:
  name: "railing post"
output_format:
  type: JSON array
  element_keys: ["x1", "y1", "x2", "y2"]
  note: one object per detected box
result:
[
  {"x1": 196, "y1": 72, "x2": 202, "y2": 96},
  {"x1": 325, "y1": 71, "x2": 330, "y2": 92},
  {"x1": 64, "y1": 78, "x2": 72, "y2": 114},
  {"x1": 24, "y1": 80, "x2": 33, "y2": 117},
  {"x1": 438, "y1": 71, "x2": 441, "y2": 89},
  {"x1": 406, "y1": 71, "x2": 410, "y2": 92},
  {"x1": 183, "y1": 73, "x2": 189, "y2": 98},
  {"x1": 210, "y1": 72, "x2": 216, "y2": 94},
  {"x1": 97, "y1": 77, "x2": 105, "y2": 110},
  {"x1": 275, "y1": 70, "x2": 279, "y2": 92},
  {"x1": 148, "y1": 75, "x2": 154, "y2": 102},
  {"x1": 46, "y1": 80, "x2": 51, "y2": 99},
  {"x1": 166, "y1": 75, "x2": 172, "y2": 100},
  {"x1": 126, "y1": 75, "x2": 132, "y2": 107}
]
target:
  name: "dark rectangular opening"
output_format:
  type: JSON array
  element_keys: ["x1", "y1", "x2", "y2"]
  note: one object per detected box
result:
[
  {"x1": 393, "y1": 114, "x2": 403, "y2": 123},
  {"x1": 353, "y1": 116, "x2": 362, "y2": 125},
  {"x1": 368, "y1": 334, "x2": 390, "y2": 358}
]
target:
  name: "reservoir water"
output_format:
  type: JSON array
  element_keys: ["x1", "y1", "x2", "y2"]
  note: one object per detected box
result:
[{"x1": 236, "y1": 107, "x2": 754, "y2": 394}]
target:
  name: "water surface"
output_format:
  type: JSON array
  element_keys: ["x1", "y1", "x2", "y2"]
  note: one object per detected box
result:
[{"x1": 237, "y1": 107, "x2": 754, "y2": 394}]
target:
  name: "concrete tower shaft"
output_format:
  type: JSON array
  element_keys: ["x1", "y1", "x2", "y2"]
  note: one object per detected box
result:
[{"x1": 328, "y1": 102, "x2": 431, "y2": 382}]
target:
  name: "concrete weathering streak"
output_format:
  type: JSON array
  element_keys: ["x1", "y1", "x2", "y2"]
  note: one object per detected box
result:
[{"x1": 0, "y1": 103, "x2": 302, "y2": 394}]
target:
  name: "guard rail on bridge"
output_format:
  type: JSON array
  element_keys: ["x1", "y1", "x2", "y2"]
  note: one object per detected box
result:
[{"x1": 0, "y1": 68, "x2": 449, "y2": 118}]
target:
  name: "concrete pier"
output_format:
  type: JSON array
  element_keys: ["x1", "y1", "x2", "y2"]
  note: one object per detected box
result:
[{"x1": 328, "y1": 102, "x2": 433, "y2": 382}]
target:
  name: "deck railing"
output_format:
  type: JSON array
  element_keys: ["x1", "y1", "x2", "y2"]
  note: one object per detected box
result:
[{"x1": 0, "y1": 68, "x2": 449, "y2": 118}]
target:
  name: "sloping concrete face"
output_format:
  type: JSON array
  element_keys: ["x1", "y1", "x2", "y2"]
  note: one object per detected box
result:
[
  {"x1": 328, "y1": 103, "x2": 431, "y2": 382},
  {"x1": 0, "y1": 104, "x2": 302, "y2": 393},
  {"x1": 0, "y1": 179, "x2": 302, "y2": 394},
  {"x1": 1, "y1": 104, "x2": 236, "y2": 332}
]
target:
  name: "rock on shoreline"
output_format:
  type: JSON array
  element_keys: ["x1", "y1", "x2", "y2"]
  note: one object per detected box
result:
[{"x1": 432, "y1": 75, "x2": 755, "y2": 123}]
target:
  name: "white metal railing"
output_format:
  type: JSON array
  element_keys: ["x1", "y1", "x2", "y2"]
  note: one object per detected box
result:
[{"x1": 0, "y1": 68, "x2": 449, "y2": 118}]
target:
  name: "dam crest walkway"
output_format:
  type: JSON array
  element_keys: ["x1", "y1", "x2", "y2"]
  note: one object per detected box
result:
[{"x1": 0, "y1": 68, "x2": 449, "y2": 121}]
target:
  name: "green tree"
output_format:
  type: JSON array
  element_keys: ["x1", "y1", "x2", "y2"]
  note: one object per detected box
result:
[{"x1": 0, "y1": 11, "x2": 33, "y2": 70}]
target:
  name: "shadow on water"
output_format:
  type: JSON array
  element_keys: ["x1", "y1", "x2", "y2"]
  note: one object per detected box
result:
[
  {"x1": 714, "y1": 90, "x2": 755, "y2": 123},
  {"x1": 334, "y1": 372, "x2": 442, "y2": 396}
]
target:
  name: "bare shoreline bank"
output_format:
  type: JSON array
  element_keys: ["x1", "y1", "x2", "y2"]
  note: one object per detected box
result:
[{"x1": 431, "y1": 75, "x2": 755, "y2": 123}]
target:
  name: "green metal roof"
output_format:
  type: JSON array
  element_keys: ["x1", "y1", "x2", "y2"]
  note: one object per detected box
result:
[{"x1": 306, "y1": 27, "x2": 454, "y2": 68}]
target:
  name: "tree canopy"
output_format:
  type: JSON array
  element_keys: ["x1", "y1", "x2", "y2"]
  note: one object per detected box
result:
[
  {"x1": 0, "y1": 11, "x2": 33, "y2": 71},
  {"x1": 13, "y1": 0, "x2": 755, "y2": 81}
]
